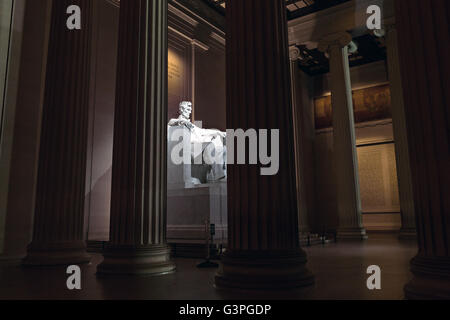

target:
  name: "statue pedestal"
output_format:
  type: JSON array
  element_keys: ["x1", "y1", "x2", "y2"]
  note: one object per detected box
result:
[{"x1": 167, "y1": 182, "x2": 227, "y2": 257}]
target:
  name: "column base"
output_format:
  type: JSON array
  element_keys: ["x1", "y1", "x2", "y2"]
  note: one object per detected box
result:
[
  {"x1": 337, "y1": 227, "x2": 368, "y2": 240},
  {"x1": 398, "y1": 228, "x2": 417, "y2": 240},
  {"x1": 404, "y1": 255, "x2": 450, "y2": 299},
  {"x1": 22, "y1": 241, "x2": 91, "y2": 266},
  {"x1": 0, "y1": 254, "x2": 25, "y2": 266},
  {"x1": 215, "y1": 249, "x2": 314, "y2": 291},
  {"x1": 97, "y1": 244, "x2": 176, "y2": 276}
]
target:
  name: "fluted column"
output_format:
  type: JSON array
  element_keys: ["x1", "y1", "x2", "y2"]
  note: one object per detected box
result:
[
  {"x1": 383, "y1": 25, "x2": 416, "y2": 239},
  {"x1": 96, "y1": 0, "x2": 175, "y2": 276},
  {"x1": 395, "y1": 0, "x2": 450, "y2": 299},
  {"x1": 23, "y1": 0, "x2": 92, "y2": 266},
  {"x1": 215, "y1": 0, "x2": 314, "y2": 290},
  {"x1": 318, "y1": 33, "x2": 367, "y2": 240},
  {"x1": 289, "y1": 46, "x2": 310, "y2": 235}
]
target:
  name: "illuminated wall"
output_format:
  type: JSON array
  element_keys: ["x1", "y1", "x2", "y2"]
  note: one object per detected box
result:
[{"x1": 168, "y1": 31, "x2": 192, "y2": 121}]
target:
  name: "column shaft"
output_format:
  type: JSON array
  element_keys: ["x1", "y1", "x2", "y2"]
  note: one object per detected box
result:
[
  {"x1": 289, "y1": 47, "x2": 311, "y2": 235},
  {"x1": 385, "y1": 26, "x2": 417, "y2": 239},
  {"x1": 395, "y1": 0, "x2": 450, "y2": 299},
  {"x1": 97, "y1": 0, "x2": 175, "y2": 276},
  {"x1": 23, "y1": 0, "x2": 92, "y2": 266},
  {"x1": 319, "y1": 33, "x2": 367, "y2": 240},
  {"x1": 215, "y1": 0, "x2": 313, "y2": 290}
]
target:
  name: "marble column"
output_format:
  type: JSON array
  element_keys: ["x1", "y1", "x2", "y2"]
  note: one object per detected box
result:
[
  {"x1": 289, "y1": 46, "x2": 310, "y2": 235},
  {"x1": 23, "y1": 0, "x2": 92, "y2": 266},
  {"x1": 96, "y1": 0, "x2": 175, "y2": 276},
  {"x1": 215, "y1": 0, "x2": 314, "y2": 290},
  {"x1": 395, "y1": 0, "x2": 450, "y2": 299},
  {"x1": 0, "y1": 0, "x2": 51, "y2": 264},
  {"x1": 383, "y1": 25, "x2": 416, "y2": 239},
  {"x1": 318, "y1": 33, "x2": 367, "y2": 240}
]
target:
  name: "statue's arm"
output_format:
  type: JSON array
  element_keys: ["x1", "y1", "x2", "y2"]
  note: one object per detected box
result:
[
  {"x1": 168, "y1": 119, "x2": 194, "y2": 130},
  {"x1": 200, "y1": 128, "x2": 226, "y2": 139}
]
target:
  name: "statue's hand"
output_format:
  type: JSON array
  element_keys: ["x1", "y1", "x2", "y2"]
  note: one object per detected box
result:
[
  {"x1": 178, "y1": 119, "x2": 194, "y2": 130},
  {"x1": 185, "y1": 121, "x2": 195, "y2": 130}
]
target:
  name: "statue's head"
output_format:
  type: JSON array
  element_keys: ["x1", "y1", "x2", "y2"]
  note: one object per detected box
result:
[{"x1": 179, "y1": 101, "x2": 192, "y2": 120}]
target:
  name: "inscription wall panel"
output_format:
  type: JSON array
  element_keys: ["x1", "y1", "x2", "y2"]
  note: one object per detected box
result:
[
  {"x1": 315, "y1": 121, "x2": 402, "y2": 232},
  {"x1": 358, "y1": 147, "x2": 386, "y2": 209},
  {"x1": 168, "y1": 32, "x2": 192, "y2": 121},
  {"x1": 357, "y1": 143, "x2": 400, "y2": 214}
]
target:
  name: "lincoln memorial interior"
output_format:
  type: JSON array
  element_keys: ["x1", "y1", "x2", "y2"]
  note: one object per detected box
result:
[{"x1": 0, "y1": 0, "x2": 448, "y2": 300}]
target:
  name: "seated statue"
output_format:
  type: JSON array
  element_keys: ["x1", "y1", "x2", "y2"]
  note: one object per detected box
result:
[{"x1": 168, "y1": 101, "x2": 227, "y2": 183}]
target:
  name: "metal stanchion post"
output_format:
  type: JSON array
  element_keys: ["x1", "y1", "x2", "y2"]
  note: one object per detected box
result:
[{"x1": 197, "y1": 218, "x2": 218, "y2": 268}]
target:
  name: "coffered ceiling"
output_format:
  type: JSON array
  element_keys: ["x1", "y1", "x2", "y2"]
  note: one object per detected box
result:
[
  {"x1": 202, "y1": 0, "x2": 351, "y2": 20},
  {"x1": 297, "y1": 33, "x2": 387, "y2": 76},
  {"x1": 200, "y1": 0, "x2": 386, "y2": 76}
]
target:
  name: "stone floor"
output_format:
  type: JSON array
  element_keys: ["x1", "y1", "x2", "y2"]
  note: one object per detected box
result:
[{"x1": 0, "y1": 234, "x2": 417, "y2": 300}]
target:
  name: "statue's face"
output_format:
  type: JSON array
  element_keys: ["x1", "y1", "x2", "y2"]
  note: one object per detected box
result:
[{"x1": 180, "y1": 102, "x2": 192, "y2": 119}]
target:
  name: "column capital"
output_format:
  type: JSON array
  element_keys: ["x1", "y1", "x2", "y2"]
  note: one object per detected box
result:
[
  {"x1": 289, "y1": 45, "x2": 301, "y2": 61},
  {"x1": 318, "y1": 32, "x2": 354, "y2": 53}
]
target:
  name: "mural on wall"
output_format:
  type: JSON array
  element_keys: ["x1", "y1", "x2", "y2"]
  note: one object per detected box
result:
[{"x1": 314, "y1": 84, "x2": 392, "y2": 129}]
